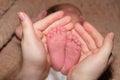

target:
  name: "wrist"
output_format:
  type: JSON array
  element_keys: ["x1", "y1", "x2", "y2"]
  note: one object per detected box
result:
[
  {"x1": 15, "y1": 65, "x2": 42, "y2": 80},
  {"x1": 15, "y1": 61, "x2": 50, "y2": 80}
]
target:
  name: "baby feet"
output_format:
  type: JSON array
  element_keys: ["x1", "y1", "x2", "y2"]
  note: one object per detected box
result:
[
  {"x1": 47, "y1": 27, "x2": 67, "y2": 70},
  {"x1": 47, "y1": 27, "x2": 81, "y2": 74},
  {"x1": 61, "y1": 32, "x2": 81, "y2": 74}
]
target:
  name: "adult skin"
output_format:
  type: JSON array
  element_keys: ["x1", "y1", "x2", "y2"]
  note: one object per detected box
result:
[
  {"x1": 67, "y1": 22, "x2": 114, "y2": 80},
  {"x1": 15, "y1": 12, "x2": 114, "y2": 80},
  {"x1": 15, "y1": 11, "x2": 73, "y2": 80}
]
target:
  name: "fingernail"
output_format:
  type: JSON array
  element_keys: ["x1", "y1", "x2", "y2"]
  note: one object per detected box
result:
[
  {"x1": 109, "y1": 32, "x2": 114, "y2": 40},
  {"x1": 18, "y1": 12, "x2": 25, "y2": 21}
]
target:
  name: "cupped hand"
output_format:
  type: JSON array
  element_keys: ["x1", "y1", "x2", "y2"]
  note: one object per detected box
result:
[
  {"x1": 15, "y1": 10, "x2": 73, "y2": 40},
  {"x1": 16, "y1": 11, "x2": 73, "y2": 80},
  {"x1": 16, "y1": 12, "x2": 49, "y2": 80},
  {"x1": 68, "y1": 22, "x2": 114, "y2": 80}
]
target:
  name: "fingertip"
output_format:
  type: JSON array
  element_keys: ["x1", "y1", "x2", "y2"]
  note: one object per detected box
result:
[
  {"x1": 18, "y1": 12, "x2": 26, "y2": 22},
  {"x1": 108, "y1": 32, "x2": 115, "y2": 40},
  {"x1": 83, "y1": 21, "x2": 93, "y2": 30},
  {"x1": 75, "y1": 23, "x2": 80, "y2": 30},
  {"x1": 18, "y1": 12, "x2": 32, "y2": 24},
  {"x1": 99, "y1": 32, "x2": 114, "y2": 57},
  {"x1": 18, "y1": 12, "x2": 35, "y2": 40},
  {"x1": 50, "y1": 10, "x2": 64, "y2": 18},
  {"x1": 56, "y1": 10, "x2": 64, "y2": 16},
  {"x1": 74, "y1": 23, "x2": 83, "y2": 35},
  {"x1": 64, "y1": 23, "x2": 73, "y2": 31},
  {"x1": 83, "y1": 21, "x2": 89, "y2": 26},
  {"x1": 105, "y1": 32, "x2": 115, "y2": 43},
  {"x1": 35, "y1": 10, "x2": 64, "y2": 31}
]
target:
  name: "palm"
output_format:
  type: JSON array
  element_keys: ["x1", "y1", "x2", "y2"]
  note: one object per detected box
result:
[
  {"x1": 16, "y1": 11, "x2": 72, "y2": 62},
  {"x1": 67, "y1": 22, "x2": 113, "y2": 80},
  {"x1": 80, "y1": 45, "x2": 100, "y2": 62}
]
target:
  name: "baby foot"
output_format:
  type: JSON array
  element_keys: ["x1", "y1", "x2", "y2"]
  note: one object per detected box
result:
[
  {"x1": 47, "y1": 27, "x2": 67, "y2": 70},
  {"x1": 61, "y1": 32, "x2": 81, "y2": 74}
]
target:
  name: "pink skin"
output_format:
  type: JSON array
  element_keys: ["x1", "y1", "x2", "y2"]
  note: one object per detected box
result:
[
  {"x1": 47, "y1": 27, "x2": 81, "y2": 74},
  {"x1": 47, "y1": 27, "x2": 67, "y2": 70},
  {"x1": 61, "y1": 32, "x2": 81, "y2": 74}
]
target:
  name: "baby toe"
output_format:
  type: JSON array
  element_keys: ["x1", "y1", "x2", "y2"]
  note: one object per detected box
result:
[{"x1": 67, "y1": 32, "x2": 73, "y2": 40}]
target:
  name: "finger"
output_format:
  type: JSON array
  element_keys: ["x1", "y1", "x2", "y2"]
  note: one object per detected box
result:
[
  {"x1": 18, "y1": 12, "x2": 36, "y2": 41},
  {"x1": 75, "y1": 23, "x2": 97, "y2": 50},
  {"x1": 99, "y1": 32, "x2": 114, "y2": 59},
  {"x1": 71, "y1": 29, "x2": 90, "y2": 53},
  {"x1": 83, "y1": 22, "x2": 104, "y2": 47},
  {"x1": 15, "y1": 23, "x2": 43, "y2": 40},
  {"x1": 36, "y1": 30, "x2": 43, "y2": 40},
  {"x1": 15, "y1": 11, "x2": 46, "y2": 40},
  {"x1": 15, "y1": 25, "x2": 22, "y2": 39},
  {"x1": 32, "y1": 10, "x2": 47, "y2": 23},
  {"x1": 64, "y1": 23, "x2": 74, "y2": 31},
  {"x1": 42, "y1": 35, "x2": 48, "y2": 51},
  {"x1": 43, "y1": 16, "x2": 71, "y2": 34},
  {"x1": 34, "y1": 11, "x2": 64, "y2": 31}
]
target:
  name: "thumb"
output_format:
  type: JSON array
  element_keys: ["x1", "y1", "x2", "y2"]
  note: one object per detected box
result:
[
  {"x1": 18, "y1": 12, "x2": 36, "y2": 41},
  {"x1": 98, "y1": 32, "x2": 114, "y2": 59}
]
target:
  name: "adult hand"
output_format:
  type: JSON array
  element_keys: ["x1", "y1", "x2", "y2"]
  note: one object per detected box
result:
[
  {"x1": 15, "y1": 12, "x2": 48, "y2": 80},
  {"x1": 15, "y1": 10, "x2": 73, "y2": 40},
  {"x1": 15, "y1": 11, "x2": 73, "y2": 80},
  {"x1": 68, "y1": 22, "x2": 114, "y2": 80}
]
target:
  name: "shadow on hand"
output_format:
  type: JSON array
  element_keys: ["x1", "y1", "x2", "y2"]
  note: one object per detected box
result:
[{"x1": 98, "y1": 65, "x2": 113, "y2": 80}]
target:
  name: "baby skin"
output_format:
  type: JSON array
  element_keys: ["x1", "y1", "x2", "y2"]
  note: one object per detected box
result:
[{"x1": 47, "y1": 27, "x2": 81, "y2": 74}]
